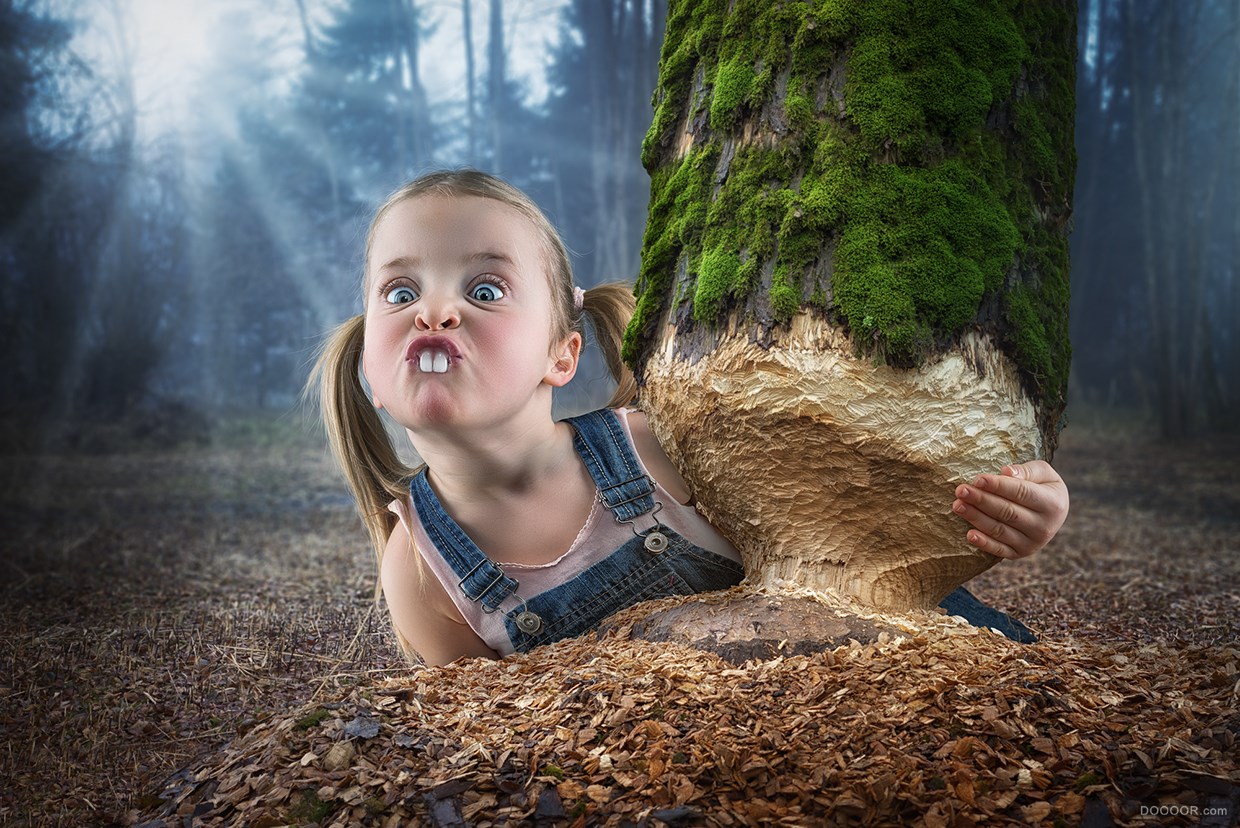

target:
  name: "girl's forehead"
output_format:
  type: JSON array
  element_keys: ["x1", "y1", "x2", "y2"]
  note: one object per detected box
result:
[
  {"x1": 374, "y1": 194, "x2": 534, "y2": 252},
  {"x1": 365, "y1": 194, "x2": 551, "y2": 290}
]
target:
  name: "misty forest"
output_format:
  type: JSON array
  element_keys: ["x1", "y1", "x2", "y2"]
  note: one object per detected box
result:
[
  {"x1": 2, "y1": 0, "x2": 1238, "y2": 439},
  {"x1": 3, "y1": 1, "x2": 1238, "y2": 826}
]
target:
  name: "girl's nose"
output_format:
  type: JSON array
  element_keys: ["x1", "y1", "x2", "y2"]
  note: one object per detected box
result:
[{"x1": 414, "y1": 296, "x2": 461, "y2": 331}]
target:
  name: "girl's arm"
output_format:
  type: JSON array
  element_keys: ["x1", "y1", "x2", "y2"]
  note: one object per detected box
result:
[
  {"x1": 950, "y1": 460, "x2": 1070, "y2": 560},
  {"x1": 625, "y1": 408, "x2": 694, "y2": 505},
  {"x1": 380, "y1": 526, "x2": 502, "y2": 667}
]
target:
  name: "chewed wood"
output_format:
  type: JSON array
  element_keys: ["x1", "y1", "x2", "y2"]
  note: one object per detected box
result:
[{"x1": 640, "y1": 313, "x2": 1039, "y2": 611}]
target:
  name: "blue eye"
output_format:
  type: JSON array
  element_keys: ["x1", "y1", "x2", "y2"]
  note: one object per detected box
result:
[
  {"x1": 471, "y1": 282, "x2": 505, "y2": 302},
  {"x1": 385, "y1": 286, "x2": 416, "y2": 304}
]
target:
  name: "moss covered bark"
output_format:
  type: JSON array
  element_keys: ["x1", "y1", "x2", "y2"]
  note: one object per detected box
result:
[{"x1": 624, "y1": 0, "x2": 1076, "y2": 427}]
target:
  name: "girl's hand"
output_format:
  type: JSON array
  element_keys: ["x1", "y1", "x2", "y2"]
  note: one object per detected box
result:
[{"x1": 951, "y1": 460, "x2": 1069, "y2": 560}]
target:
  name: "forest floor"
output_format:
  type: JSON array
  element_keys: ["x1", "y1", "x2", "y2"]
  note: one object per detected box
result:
[{"x1": 1, "y1": 410, "x2": 1237, "y2": 827}]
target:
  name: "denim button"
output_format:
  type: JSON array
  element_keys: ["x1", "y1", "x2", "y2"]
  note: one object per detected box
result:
[
  {"x1": 514, "y1": 610, "x2": 544, "y2": 634},
  {"x1": 643, "y1": 530, "x2": 669, "y2": 553}
]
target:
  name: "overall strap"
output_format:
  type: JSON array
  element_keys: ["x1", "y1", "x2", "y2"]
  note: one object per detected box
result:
[
  {"x1": 561, "y1": 407, "x2": 658, "y2": 522},
  {"x1": 409, "y1": 468, "x2": 520, "y2": 612}
]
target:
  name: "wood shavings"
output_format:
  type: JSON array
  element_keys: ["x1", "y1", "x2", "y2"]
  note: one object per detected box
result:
[{"x1": 140, "y1": 627, "x2": 1239, "y2": 826}]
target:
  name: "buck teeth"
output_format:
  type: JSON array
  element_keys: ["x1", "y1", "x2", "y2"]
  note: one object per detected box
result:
[{"x1": 418, "y1": 349, "x2": 450, "y2": 373}]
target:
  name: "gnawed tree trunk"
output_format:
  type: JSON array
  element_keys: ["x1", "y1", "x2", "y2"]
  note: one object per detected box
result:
[{"x1": 620, "y1": 0, "x2": 1075, "y2": 635}]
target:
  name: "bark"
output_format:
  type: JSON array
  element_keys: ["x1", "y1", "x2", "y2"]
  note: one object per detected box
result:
[{"x1": 621, "y1": 0, "x2": 1076, "y2": 616}]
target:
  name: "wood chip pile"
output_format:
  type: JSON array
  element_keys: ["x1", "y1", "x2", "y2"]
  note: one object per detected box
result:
[{"x1": 142, "y1": 589, "x2": 1239, "y2": 827}]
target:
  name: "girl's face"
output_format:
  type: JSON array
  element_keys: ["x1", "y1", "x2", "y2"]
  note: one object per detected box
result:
[{"x1": 361, "y1": 194, "x2": 577, "y2": 432}]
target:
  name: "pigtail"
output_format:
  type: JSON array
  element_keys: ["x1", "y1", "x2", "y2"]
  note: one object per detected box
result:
[
  {"x1": 306, "y1": 315, "x2": 424, "y2": 574},
  {"x1": 579, "y1": 281, "x2": 640, "y2": 410},
  {"x1": 306, "y1": 315, "x2": 428, "y2": 665}
]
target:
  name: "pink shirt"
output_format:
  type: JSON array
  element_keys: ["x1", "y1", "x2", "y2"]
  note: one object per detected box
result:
[{"x1": 387, "y1": 406, "x2": 742, "y2": 655}]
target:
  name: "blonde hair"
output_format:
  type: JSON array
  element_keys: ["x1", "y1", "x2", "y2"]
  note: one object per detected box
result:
[{"x1": 307, "y1": 169, "x2": 639, "y2": 664}]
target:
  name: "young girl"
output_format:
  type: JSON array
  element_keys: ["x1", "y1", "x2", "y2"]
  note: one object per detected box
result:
[{"x1": 311, "y1": 170, "x2": 1070, "y2": 668}]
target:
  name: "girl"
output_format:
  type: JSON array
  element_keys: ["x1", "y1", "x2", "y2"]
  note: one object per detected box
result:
[{"x1": 311, "y1": 170, "x2": 1070, "y2": 668}]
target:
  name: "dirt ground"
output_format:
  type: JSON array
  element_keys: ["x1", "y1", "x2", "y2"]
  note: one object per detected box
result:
[{"x1": 1, "y1": 411, "x2": 1237, "y2": 827}]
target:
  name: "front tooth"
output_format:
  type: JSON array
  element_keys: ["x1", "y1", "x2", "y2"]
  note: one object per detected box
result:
[
  {"x1": 419, "y1": 351, "x2": 434, "y2": 372},
  {"x1": 433, "y1": 351, "x2": 448, "y2": 373}
]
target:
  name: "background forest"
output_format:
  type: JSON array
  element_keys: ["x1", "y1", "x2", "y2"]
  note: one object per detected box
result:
[
  {"x1": 1, "y1": 0, "x2": 1237, "y2": 442},
  {"x1": 3, "y1": 3, "x2": 1239, "y2": 824}
]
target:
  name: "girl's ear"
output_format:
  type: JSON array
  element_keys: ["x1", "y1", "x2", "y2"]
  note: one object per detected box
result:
[{"x1": 543, "y1": 331, "x2": 582, "y2": 388}]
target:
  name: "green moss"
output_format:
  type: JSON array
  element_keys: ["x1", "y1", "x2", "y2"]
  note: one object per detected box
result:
[
  {"x1": 293, "y1": 707, "x2": 331, "y2": 730},
  {"x1": 1074, "y1": 771, "x2": 1101, "y2": 792},
  {"x1": 783, "y1": 90, "x2": 815, "y2": 132},
  {"x1": 695, "y1": 244, "x2": 741, "y2": 319},
  {"x1": 1014, "y1": 95, "x2": 1056, "y2": 183},
  {"x1": 710, "y1": 56, "x2": 757, "y2": 130},
  {"x1": 770, "y1": 265, "x2": 801, "y2": 319},
  {"x1": 846, "y1": 0, "x2": 1023, "y2": 158},
  {"x1": 1004, "y1": 286, "x2": 1050, "y2": 378},
  {"x1": 624, "y1": 146, "x2": 718, "y2": 365},
  {"x1": 629, "y1": 0, "x2": 1075, "y2": 405},
  {"x1": 287, "y1": 788, "x2": 334, "y2": 823},
  {"x1": 1003, "y1": 219, "x2": 1072, "y2": 397},
  {"x1": 1014, "y1": 2, "x2": 1078, "y2": 207},
  {"x1": 808, "y1": 281, "x2": 830, "y2": 311},
  {"x1": 641, "y1": 2, "x2": 728, "y2": 170},
  {"x1": 834, "y1": 159, "x2": 1020, "y2": 364}
]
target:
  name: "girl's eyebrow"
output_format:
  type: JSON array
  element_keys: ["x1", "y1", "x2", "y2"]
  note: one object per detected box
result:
[{"x1": 377, "y1": 251, "x2": 516, "y2": 272}]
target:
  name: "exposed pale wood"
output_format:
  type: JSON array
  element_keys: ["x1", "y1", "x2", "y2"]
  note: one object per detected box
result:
[{"x1": 639, "y1": 309, "x2": 1041, "y2": 611}]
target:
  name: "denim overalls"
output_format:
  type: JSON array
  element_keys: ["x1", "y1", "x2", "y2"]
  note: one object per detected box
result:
[
  {"x1": 409, "y1": 407, "x2": 747, "y2": 654},
  {"x1": 409, "y1": 407, "x2": 1038, "y2": 653}
]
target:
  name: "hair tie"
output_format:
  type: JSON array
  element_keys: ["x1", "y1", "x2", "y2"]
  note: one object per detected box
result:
[{"x1": 572, "y1": 285, "x2": 585, "y2": 311}]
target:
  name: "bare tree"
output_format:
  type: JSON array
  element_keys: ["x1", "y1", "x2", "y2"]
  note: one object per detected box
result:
[
  {"x1": 293, "y1": 0, "x2": 342, "y2": 220},
  {"x1": 1123, "y1": 0, "x2": 1238, "y2": 438},
  {"x1": 462, "y1": 0, "x2": 477, "y2": 163},
  {"x1": 488, "y1": 0, "x2": 505, "y2": 174}
]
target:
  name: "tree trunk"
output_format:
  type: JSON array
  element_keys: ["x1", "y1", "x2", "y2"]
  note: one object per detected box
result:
[
  {"x1": 622, "y1": 0, "x2": 1075, "y2": 620},
  {"x1": 293, "y1": 0, "x2": 342, "y2": 221},
  {"x1": 487, "y1": 0, "x2": 505, "y2": 174},
  {"x1": 398, "y1": 0, "x2": 431, "y2": 171},
  {"x1": 1231, "y1": 4, "x2": 1240, "y2": 431},
  {"x1": 462, "y1": 0, "x2": 477, "y2": 163},
  {"x1": 585, "y1": 1, "x2": 620, "y2": 278}
]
